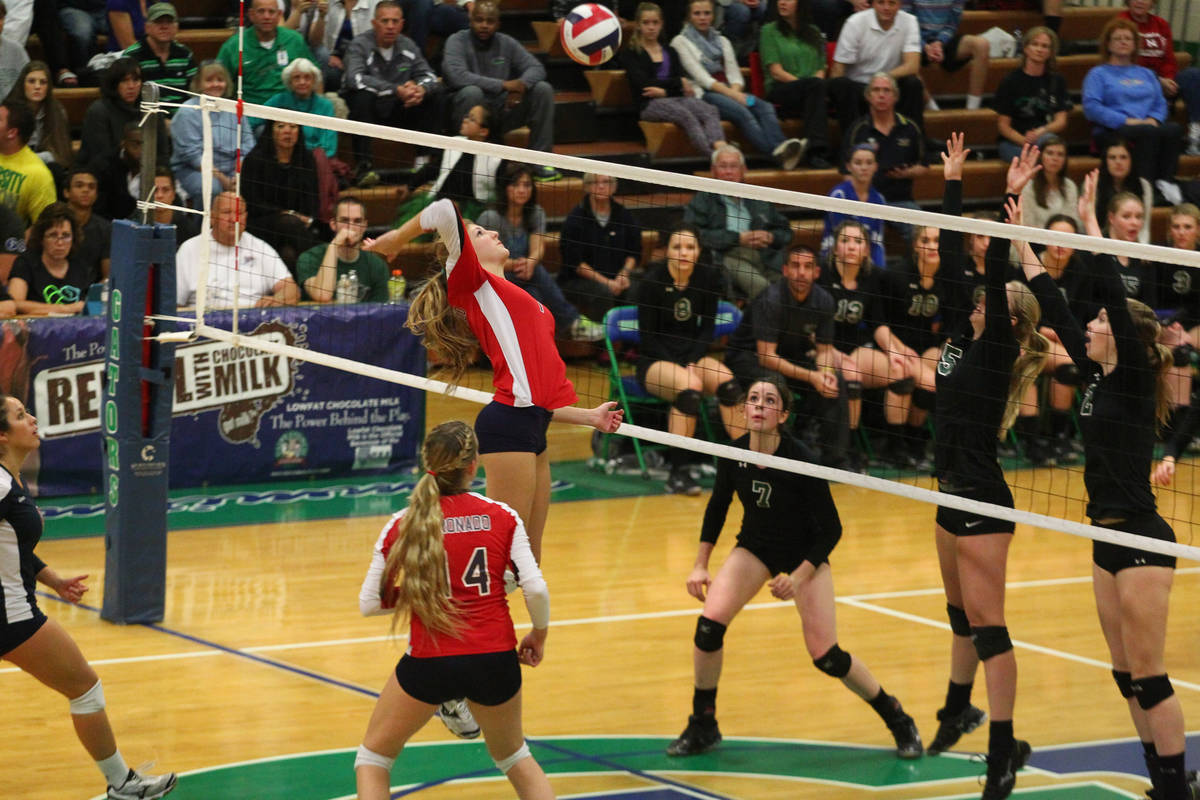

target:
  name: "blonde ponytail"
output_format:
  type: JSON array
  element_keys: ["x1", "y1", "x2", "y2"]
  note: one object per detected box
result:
[
  {"x1": 1126, "y1": 299, "x2": 1173, "y2": 431},
  {"x1": 404, "y1": 248, "x2": 479, "y2": 392},
  {"x1": 381, "y1": 421, "x2": 479, "y2": 640},
  {"x1": 1000, "y1": 281, "x2": 1050, "y2": 437}
]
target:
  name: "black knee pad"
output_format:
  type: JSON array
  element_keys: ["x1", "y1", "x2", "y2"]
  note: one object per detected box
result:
[
  {"x1": 813, "y1": 644, "x2": 852, "y2": 678},
  {"x1": 1052, "y1": 362, "x2": 1082, "y2": 386},
  {"x1": 1131, "y1": 674, "x2": 1175, "y2": 710},
  {"x1": 673, "y1": 389, "x2": 703, "y2": 417},
  {"x1": 912, "y1": 389, "x2": 936, "y2": 411},
  {"x1": 694, "y1": 616, "x2": 727, "y2": 652},
  {"x1": 887, "y1": 376, "x2": 916, "y2": 396},
  {"x1": 845, "y1": 380, "x2": 863, "y2": 400},
  {"x1": 1111, "y1": 669, "x2": 1134, "y2": 699},
  {"x1": 970, "y1": 625, "x2": 1013, "y2": 661},
  {"x1": 946, "y1": 603, "x2": 971, "y2": 637},
  {"x1": 716, "y1": 379, "x2": 743, "y2": 407}
]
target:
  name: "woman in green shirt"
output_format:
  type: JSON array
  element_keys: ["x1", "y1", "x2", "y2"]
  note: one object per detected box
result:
[{"x1": 758, "y1": 0, "x2": 833, "y2": 168}]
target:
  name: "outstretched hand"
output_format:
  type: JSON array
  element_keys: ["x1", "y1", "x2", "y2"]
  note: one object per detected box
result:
[
  {"x1": 592, "y1": 401, "x2": 624, "y2": 433},
  {"x1": 1078, "y1": 168, "x2": 1099, "y2": 223},
  {"x1": 54, "y1": 574, "x2": 89, "y2": 604},
  {"x1": 1005, "y1": 143, "x2": 1042, "y2": 195},
  {"x1": 940, "y1": 132, "x2": 971, "y2": 181},
  {"x1": 1004, "y1": 195, "x2": 1024, "y2": 227}
]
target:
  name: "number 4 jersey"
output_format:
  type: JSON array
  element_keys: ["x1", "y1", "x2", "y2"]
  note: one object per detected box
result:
[{"x1": 359, "y1": 492, "x2": 545, "y2": 657}]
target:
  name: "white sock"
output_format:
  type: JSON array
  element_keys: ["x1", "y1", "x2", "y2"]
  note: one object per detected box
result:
[
  {"x1": 966, "y1": 95, "x2": 982, "y2": 110},
  {"x1": 926, "y1": 97, "x2": 940, "y2": 111},
  {"x1": 96, "y1": 751, "x2": 130, "y2": 786},
  {"x1": 1190, "y1": 121, "x2": 1200, "y2": 141}
]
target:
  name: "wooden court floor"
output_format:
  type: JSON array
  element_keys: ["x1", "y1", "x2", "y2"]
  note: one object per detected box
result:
[{"x1": 5, "y1": 379, "x2": 1200, "y2": 799}]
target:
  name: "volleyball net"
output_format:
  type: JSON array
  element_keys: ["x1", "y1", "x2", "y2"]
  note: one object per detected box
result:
[{"x1": 140, "y1": 87, "x2": 1200, "y2": 562}]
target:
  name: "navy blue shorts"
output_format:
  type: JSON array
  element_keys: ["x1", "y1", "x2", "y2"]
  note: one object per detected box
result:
[
  {"x1": 1093, "y1": 513, "x2": 1177, "y2": 574},
  {"x1": 936, "y1": 482, "x2": 1016, "y2": 536},
  {"x1": 475, "y1": 401, "x2": 552, "y2": 455},
  {"x1": 395, "y1": 649, "x2": 522, "y2": 706},
  {"x1": 0, "y1": 608, "x2": 47, "y2": 657}
]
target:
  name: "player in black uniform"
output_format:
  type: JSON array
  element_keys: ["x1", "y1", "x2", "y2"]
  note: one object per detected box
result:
[
  {"x1": 0, "y1": 393, "x2": 176, "y2": 800},
  {"x1": 820, "y1": 220, "x2": 923, "y2": 470},
  {"x1": 927, "y1": 137, "x2": 1050, "y2": 800},
  {"x1": 1012, "y1": 170, "x2": 1194, "y2": 800},
  {"x1": 665, "y1": 375, "x2": 923, "y2": 759},
  {"x1": 1155, "y1": 205, "x2": 1200, "y2": 447},
  {"x1": 637, "y1": 227, "x2": 743, "y2": 495},
  {"x1": 879, "y1": 224, "x2": 952, "y2": 467}
]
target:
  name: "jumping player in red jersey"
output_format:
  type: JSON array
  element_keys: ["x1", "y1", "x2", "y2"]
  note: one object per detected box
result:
[{"x1": 355, "y1": 420, "x2": 555, "y2": 800}]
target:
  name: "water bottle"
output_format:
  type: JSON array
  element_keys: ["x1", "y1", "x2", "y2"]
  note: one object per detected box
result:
[
  {"x1": 335, "y1": 272, "x2": 352, "y2": 303},
  {"x1": 388, "y1": 269, "x2": 407, "y2": 303},
  {"x1": 346, "y1": 269, "x2": 360, "y2": 303}
]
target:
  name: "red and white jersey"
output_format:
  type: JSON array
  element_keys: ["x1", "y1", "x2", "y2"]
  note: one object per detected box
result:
[
  {"x1": 359, "y1": 491, "x2": 547, "y2": 658},
  {"x1": 419, "y1": 199, "x2": 577, "y2": 410}
]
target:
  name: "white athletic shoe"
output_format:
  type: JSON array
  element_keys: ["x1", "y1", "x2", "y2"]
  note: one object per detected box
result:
[
  {"x1": 438, "y1": 698, "x2": 481, "y2": 739},
  {"x1": 108, "y1": 769, "x2": 177, "y2": 800}
]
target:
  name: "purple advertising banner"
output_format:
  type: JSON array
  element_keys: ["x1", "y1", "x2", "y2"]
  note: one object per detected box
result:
[{"x1": 17, "y1": 303, "x2": 426, "y2": 497}]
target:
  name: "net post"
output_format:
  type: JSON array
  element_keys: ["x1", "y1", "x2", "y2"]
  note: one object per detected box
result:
[
  {"x1": 100, "y1": 221, "x2": 178, "y2": 624},
  {"x1": 138, "y1": 81, "x2": 160, "y2": 226}
]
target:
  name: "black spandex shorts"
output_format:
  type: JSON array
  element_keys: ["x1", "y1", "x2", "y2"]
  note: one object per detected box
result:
[
  {"x1": 936, "y1": 481, "x2": 1016, "y2": 536},
  {"x1": 1092, "y1": 513, "x2": 1177, "y2": 574},
  {"x1": 737, "y1": 538, "x2": 828, "y2": 576},
  {"x1": 475, "y1": 401, "x2": 552, "y2": 455},
  {"x1": 0, "y1": 608, "x2": 47, "y2": 657},
  {"x1": 395, "y1": 649, "x2": 522, "y2": 706}
]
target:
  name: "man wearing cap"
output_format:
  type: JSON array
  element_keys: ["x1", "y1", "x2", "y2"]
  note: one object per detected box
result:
[
  {"x1": 218, "y1": 0, "x2": 315, "y2": 105},
  {"x1": 122, "y1": 3, "x2": 198, "y2": 115}
]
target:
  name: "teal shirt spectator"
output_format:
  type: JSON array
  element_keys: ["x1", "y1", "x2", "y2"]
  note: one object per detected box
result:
[
  {"x1": 758, "y1": 22, "x2": 825, "y2": 96},
  {"x1": 262, "y1": 89, "x2": 339, "y2": 155}
]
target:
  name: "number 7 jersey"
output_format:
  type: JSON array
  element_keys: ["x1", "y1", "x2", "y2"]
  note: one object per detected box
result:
[{"x1": 360, "y1": 492, "x2": 543, "y2": 657}]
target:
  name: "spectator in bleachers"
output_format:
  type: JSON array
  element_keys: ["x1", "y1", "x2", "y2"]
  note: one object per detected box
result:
[
  {"x1": 477, "y1": 162, "x2": 605, "y2": 341},
  {"x1": 264, "y1": 58, "x2": 343, "y2": 220},
  {"x1": 685, "y1": 144, "x2": 793, "y2": 300},
  {"x1": 719, "y1": 0, "x2": 765, "y2": 49},
  {"x1": 242, "y1": 120, "x2": 322, "y2": 272},
  {"x1": 106, "y1": 0, "x2": 144, "y2": 51},
  {"x1": 343, "y1": 0, "x2": 444, "y2": 188},
  {"x1": 618, "y1": 2, "x2": 727, "y2": 158},
  {"x1": 559, "y1": 172, "x2": 643, "y2": 323},
  {"x1": 78, "y1": 56, "x2": 170, "y2": 172},
  {"x1": 62, "y1": 166, "x2": 110, "y2": 282},
  {"x1": 92, "y1": 121, "x2": 143, "y2": 219},
  {"x1": 121, "y1": 3, "x2": 198, "y2": 115},
  {"x1": 443, "y1": 0, "x2": 561, "y2": 182},
  {"x1": 0, "y1": 3, "x2": 29, "y2": 101},
  {"x1": 143, "y1": 165, "x2": 201, "y2": 242},
  {"x1": 1094, "y1": 138, "x2": 1152, "y2": 242},
  {"x1": 176, "y1": 191, "x2": 301, "y2": 308},
  {"x1": 907, "y1": 0, "x2": 988, "y2": 112},
  {"x1": 818, "y1": 218, "x2": 915, "y2": 471},
  {"x1": 58, "y1": 0, "x2": 107, "y2": 79},
  {"x1": 218, "y1": 0, "x2": 316, "y2": 105},
  {"x1": 1119, "y1": 0, "x2": 1200, "y2": 157},
  {"x1": 297, "y1": 196, "x2": 389, "y2": 301},
  {"x1": 1157, "y1": 202, "x2": 1199, "y2": 325},
  {"x1": 673, "y1": 0, "x2": 805, "y2": 170},
  {"x1": 1083, "y1": 17, "x2": 1183, "y2": 206},
  {"x1": 310, "y1": 0, "x2": 379, "y2": 92},
  {"x1": 396, "y1": 103, "x2": 498, "y2": 224},
  {"x1": 0, "y1": 100, "x2": 56, "y2": 228},
  {"x1": 172, "y1": 62, "x2": 257, "y2": 204},
  {"x1": 723, "y1": 245, "x2": 848, "y2": 467},
  {"x1": 828, "y1": 0, "x2": 924, "y2": 135},
  {"x1": 635, "y1": 225, "x2": 740, "y2": 494},
  {"x1": 758, "y1": 0, "x2": 833, "y2": 168},
  {"x1": 9, "y1": 1, "x2": 72, "y2": 87},
  {"x1": 820, "y1": 143, "x2": 887, "y2": 266},
  {"x1": 429, "y1": 0, "x2": 470, "y2": 43},
  {"x1": 8, "y1": 202, "x2": 90, "y2": 314},
  {"x1": 4, "y1": 61, "x2": 73, "y2": 177},
  {"x1": 1018, "y1": 134, "x2": 1078, "y2": 232},
  {"x1": 843, "y1": 73, "x2": 927, "y2": 212},
  {"x1": 809, "y1": 0, "x2": 858, "y2": 42},
  {"x1": 282, "y1": 0, "x2": 333, "y2": 59},
  {"x1": 994, "y1": 26, "x2": 1070, "y2": 163}
]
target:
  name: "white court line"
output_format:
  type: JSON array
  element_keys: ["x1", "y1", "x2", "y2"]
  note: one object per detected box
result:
[{"x1": 8, "y1": 569, "x2": 1200, "y2": 677}]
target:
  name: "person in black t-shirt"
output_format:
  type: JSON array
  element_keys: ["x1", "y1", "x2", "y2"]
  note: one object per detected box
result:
[
  {"x1": 993, "y1": 27, "x2": 1070, "y2": 162},
  {"x1": 664, "y1": 374, "x2": 923, "y2": 760},
  {"x1": 926, "y1": 139, "x2": 1050, "y2": 798},
  {"x1": 7, "y1": 203, "x2": 92, "y2": 315},
  {"x1": 1015, "y1": 167, "x2": 1193, "y2": 800},
  {"x1": 62, "y1": 166, "x2": 111, "y2": 284}
]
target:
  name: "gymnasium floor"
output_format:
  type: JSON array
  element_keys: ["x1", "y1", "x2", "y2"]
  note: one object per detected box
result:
[{"x1": 7, "y1": 371, "x2": 1200, "y2": 800}]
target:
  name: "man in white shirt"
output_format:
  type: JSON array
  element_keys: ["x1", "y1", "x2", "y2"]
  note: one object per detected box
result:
[
  {"x1": 828, "y1": 0, "x2": 925, "y2": 138},
  {"x1": 175, "y1": 192, "x2": 301, "y2": 309}
]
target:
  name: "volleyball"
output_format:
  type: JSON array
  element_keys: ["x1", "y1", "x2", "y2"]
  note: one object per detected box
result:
[{"x1": 560, "y1": 3, "x2": 622, "y2": 66}]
